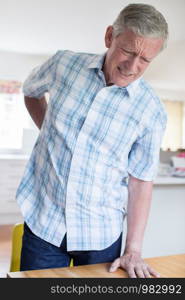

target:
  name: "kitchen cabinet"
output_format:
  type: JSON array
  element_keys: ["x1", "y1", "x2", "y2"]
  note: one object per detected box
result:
[{"x1": 0, "y1": 156, "x2": 27, "y2": 224}]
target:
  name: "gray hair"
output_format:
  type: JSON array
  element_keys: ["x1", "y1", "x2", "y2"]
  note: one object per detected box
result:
[{"x1": 112, "y1": 3, "x2": 169, "y2": 50}]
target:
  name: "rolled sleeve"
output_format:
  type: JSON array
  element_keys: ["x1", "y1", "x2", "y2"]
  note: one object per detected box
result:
[
  {"x1": 23, "y1": 50, "x2": 62, "y2": 99},
  {"x1": 127, "y1": 112, "x2": 167, "y2": 181}
]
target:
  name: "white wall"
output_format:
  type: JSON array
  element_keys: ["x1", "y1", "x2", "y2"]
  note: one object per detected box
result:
[
  {"x1": 0, "y1": 51, "x2": 48, "y2": 82},
  {"x1": 0, "y1": 0, "x2": 185, "y2": 99},
  {"x1": 144, "y1": 41, "x2": 185, "y2": 101},
  {"x1": 0, "y1": 0, "x2": 184, "y2": 54}
]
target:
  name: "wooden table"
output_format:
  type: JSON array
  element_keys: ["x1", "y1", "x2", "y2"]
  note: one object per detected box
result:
[{"x1": 7, "y1": 254, "x2": 185, "y2": 278}]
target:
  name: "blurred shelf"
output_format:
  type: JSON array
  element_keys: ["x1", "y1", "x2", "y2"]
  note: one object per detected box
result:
[{"x1": 154, "y1": 176, "x2": 185, "y2": 185}]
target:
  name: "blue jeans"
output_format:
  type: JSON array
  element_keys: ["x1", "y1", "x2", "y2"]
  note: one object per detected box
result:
[{"x1": 20, "y1": 223, "x2": 122, "y2": 271}]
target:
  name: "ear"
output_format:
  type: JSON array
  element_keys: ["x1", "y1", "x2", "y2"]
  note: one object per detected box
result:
[{"x1": 105, "y1": 26, "x2": 114, "y2": 48}]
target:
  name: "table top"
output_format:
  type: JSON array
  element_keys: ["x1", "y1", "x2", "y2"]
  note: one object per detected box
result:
[{"x1": 7, "y1": 254, "x2": 185, "y2": 278}]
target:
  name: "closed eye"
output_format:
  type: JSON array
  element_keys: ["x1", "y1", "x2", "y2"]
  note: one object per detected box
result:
[
  {"x1": 141, "y1": 57, "x2": 151, "y2": 63},
  {"x1": 121, "y1": 48, "x2": 133, "y2": 55},
  {"x1": 120, "y1": 47, "x2": 151, "y2": 63}
]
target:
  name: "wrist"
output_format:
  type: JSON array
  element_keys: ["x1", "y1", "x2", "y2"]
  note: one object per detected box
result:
[
  {"x1": 124, "y1": 249, "x2": 141, "y2": 256},
  {"x1": 124, "y1": 242, "x2": 142, "y2": 255}
]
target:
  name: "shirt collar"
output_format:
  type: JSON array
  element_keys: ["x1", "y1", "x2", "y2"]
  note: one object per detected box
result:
[
  {"x1": 87, "y1": 52, "x2": 142, "y2": 97},
  {"x1": 125, "y1": 77, "x2": 141, "y2": 98},
  {"x1": 87, "y1": 52, "x2": 106, "y2": 70}
]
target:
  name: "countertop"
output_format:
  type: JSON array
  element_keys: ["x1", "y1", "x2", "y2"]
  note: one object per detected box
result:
[{"x1": 7, "y1": 254, "x2": 185, "y2": 278}]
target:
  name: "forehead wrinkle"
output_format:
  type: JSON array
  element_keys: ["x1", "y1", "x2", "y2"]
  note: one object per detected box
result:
[
  {"x1": 129, "y1": 36, "x2": 148, "y2": 58},
  {"x1": 118, "y1": 35, "x2": 146, "y2": 52},
  {"x1": 121, "y1": 35, "x2": 156, "y2": 60}
]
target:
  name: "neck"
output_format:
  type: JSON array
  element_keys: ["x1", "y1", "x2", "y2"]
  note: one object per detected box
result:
[{"x1": 102, "y1": 60, "x2": 113, "y2": 86}]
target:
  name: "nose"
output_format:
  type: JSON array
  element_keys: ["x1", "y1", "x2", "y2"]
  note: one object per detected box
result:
[{"x1": 125, "y1": 56, "x2": 139, "y2": 74}]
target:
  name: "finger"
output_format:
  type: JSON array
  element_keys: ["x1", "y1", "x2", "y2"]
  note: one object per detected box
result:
[
  {"x1": 109, "y1": 258, "x2": 121, "y2": 272},
  {"x1": 134, "y1": 267, "x2": 145, "y2": 278},
  {"x1": 148, "y1": 266, "x2": 160, "y2": 278},
  {"x1": 143, "y1": 267, "x2": 152, "y2": 278},
  {"x1": 127, "y1": 267, "x2": 137, "y2": 278}
]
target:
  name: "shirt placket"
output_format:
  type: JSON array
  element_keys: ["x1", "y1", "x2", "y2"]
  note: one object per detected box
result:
[{"x1": 65, "y1": 86, "x2": 123, "y2": 250}]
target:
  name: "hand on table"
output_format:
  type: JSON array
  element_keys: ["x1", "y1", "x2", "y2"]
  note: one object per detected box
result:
[{"x1": 109, "y1": 252, "x2": 160, "y2": 278}]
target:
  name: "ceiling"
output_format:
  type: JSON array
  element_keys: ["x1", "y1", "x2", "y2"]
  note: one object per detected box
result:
[{"x1": 0, "y1": 0, "x2": 185, "y2": 55}]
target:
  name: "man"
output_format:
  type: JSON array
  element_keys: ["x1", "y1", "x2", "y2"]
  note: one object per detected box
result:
[{"x1": 16, "y1": 3, "x2": 168, "y2": 278}]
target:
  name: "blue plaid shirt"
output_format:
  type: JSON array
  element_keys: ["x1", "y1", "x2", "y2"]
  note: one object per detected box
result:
[{"x1": 16, "y1": 50, "x2": 167, "y2": 250}]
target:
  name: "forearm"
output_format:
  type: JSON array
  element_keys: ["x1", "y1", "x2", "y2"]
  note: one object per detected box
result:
[
  {"x1": 124, "y1": 175, "x2": 153, "y2": 254},
  {"x1": 110, "y1": 176, "x2": 159, "y2": 277},
  {"x1": 24, "y1": 96, "x2": 47, "y2": 129}
]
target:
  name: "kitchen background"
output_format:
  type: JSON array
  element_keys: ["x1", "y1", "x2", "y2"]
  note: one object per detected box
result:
[{"x1": 0, "y1": 0, "x2": 185, "y2": 259}]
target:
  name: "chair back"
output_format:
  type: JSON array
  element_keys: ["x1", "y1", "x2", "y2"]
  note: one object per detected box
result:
[
  {"x1": 9, "y1": 223, "x2": 73, "y2": 271},
  {"x1": 10, "y1": 223, "x2": 24, "y2": 272}
]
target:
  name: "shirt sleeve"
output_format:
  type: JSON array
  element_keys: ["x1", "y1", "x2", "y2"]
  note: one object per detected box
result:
[
  {"x1": 22, "y1": 50, "x2": 62, "y2": 99},
  {"x1": 127, "y1": 111, "x2": 167, "y2": 181}
]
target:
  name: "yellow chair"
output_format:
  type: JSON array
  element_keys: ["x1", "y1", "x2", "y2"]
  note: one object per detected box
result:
[
  {"x1": 9, "y1": 223, "x2": 73, "y2": 272},
  {"x1": 9, "y1": 223, "x2": 24, "y2": 272}
]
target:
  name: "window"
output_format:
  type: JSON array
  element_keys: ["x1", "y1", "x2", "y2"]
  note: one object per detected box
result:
[
  {"x1": 161, "y1": 99, "x2": 185, "y2": 151},
  {"x1": 0, "y1": 80, "x2": 38, "y2": 155}
]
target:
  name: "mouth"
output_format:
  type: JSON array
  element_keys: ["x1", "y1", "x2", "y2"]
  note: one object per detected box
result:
[{"x1": 117, "y1": 67, "x2": 134, "y2": 78}]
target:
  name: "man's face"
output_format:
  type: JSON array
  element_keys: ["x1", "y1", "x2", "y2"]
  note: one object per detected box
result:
[{"x1": 103, "y1": 27, "x2": 164, "y2": 87}]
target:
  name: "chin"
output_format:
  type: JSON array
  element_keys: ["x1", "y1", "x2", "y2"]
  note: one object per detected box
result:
[
  {"x1": 116, "y1": 75, "x2": 138, "y2": 87},
  {"x1": 111, "y1": 74, "x2": 129, "y2": 87},
  {"x1": 114, "y1": 79, "x2": 129, "y2": 87}
]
